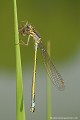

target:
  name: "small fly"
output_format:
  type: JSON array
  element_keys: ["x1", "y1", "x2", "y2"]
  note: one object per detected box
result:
[{"x1": 18, "y1": 21, "x2": 65, "y2": 112}]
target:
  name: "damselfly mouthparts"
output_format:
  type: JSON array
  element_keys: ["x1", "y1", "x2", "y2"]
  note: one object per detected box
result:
[{"x1": 18, "y1": 22, "x2": 65, "y2": 112}]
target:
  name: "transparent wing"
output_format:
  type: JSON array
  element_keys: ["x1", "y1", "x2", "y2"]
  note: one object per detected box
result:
[{"x1": 39, "y1": 41, "x2": 65, "y2": 90}]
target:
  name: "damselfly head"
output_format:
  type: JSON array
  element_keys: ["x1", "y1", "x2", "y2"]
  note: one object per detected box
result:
[
  {"x1": 18, "y1": 25, "x2": 26, "y2": 36},
  {"x1": 18, "y1": 23, "x2": 34, "y2": 36}
]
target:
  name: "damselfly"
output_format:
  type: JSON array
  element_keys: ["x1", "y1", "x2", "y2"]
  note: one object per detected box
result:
[{"x1": 18, "y1": 22, "x2": 65, "y2": 112}]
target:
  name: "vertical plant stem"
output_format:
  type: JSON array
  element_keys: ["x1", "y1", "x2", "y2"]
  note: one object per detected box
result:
[
  {"x1": 13, "y1": 0, "x2": 26, "y2": 120},
  {"x1": 47, "y1": 40, "x2": 51, "y2": 120}
]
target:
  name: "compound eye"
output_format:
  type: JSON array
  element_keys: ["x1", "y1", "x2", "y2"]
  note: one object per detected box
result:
[{"x1": 23, "y1": 29, "x2": 25, "y2": 33}]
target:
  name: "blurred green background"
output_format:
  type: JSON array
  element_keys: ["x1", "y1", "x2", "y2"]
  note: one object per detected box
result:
[{"x1": 0, "y1": 0, "x2": 80, "y2": 120}]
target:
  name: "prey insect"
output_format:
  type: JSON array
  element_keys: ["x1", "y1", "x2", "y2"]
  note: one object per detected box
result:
[{"x1": 18, "y1": 21, "x2": 65, "y2": 112}]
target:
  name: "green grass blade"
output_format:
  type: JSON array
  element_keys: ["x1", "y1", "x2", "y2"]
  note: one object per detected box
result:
[
  {"x1": 13, "y1": 0, "x2": 26, "y2": 120},
  {"x1": 47, "y1": 41, "x2": 51, "y2": 120}
]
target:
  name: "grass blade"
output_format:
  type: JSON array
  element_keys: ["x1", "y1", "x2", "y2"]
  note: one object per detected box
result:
[
  {"x1": 46, "y1": 40, "x2": 51, "y2": 120},
  {"x1": 13, "y1": 0, "x2": 26, "y2": 120}
]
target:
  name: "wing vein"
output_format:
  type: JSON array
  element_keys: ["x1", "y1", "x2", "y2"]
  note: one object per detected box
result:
[{"x1": 39, "y1": 41, "x2": 65, "y2": 90}]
